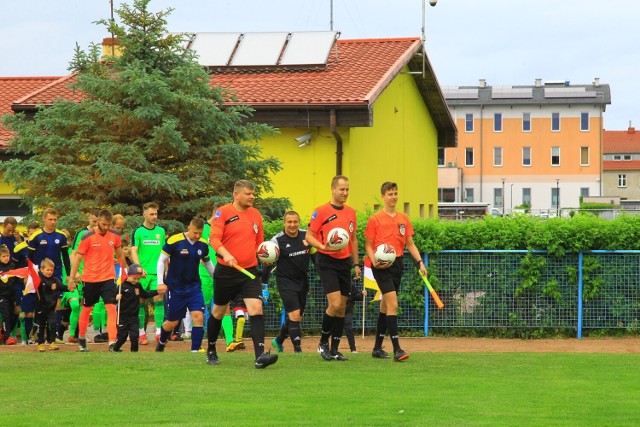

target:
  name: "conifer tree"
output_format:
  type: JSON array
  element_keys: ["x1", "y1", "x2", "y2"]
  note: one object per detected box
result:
[{"x1": 1, "y1": 0, "x2": 285, "y2": 230}]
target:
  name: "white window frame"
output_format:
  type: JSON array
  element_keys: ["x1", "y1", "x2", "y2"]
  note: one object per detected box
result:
[
  {"x1": 551, "y1": 112, "x2": 560, "y2": 132},
  {"x1": 580, "y1": 146, "x2": 589, "y2": 166},
  {"x1": 465, "y1": 113, "x2": 474, "y2": 132},
  {"x1": 522, "y1": 146, "x2": 531, "y2": 167},
  {"x1": 465, "y1": 147, "x2": 474, "y2": 167},
  {"x1": 580, "y1": 112, "x2": 589, "y2": 132},
  {"x1": 493, "y1": 147, "x2": 503, "y2": 167},
  {"x1": 494, "y1": 113, "x2": 503, "y2": 132},
  {"x1": 551, "y1": 146, "x2": 560, "y2": 166},
  {"x1": 522, "y1": 112, "x2": 531, "y2": 132}
]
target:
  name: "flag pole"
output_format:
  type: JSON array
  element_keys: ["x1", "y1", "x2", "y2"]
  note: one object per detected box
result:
[{"x1": 361, "y1": 287, "x2": 366, "y2": 339}]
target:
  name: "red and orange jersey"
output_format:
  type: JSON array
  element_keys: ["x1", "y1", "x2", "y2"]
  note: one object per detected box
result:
[
  {"x1": 210, "y1": 203, "x2": 263, "y2": 269},
  {"x1": 77, "y1": 228, "x2": 122, "y2": 282},
  {"x1": 364, "y1": 210, "x2": 414, "y2": 256},
  {"x1": 309, "y1": 203, "x2": 357, "y2": 259}
]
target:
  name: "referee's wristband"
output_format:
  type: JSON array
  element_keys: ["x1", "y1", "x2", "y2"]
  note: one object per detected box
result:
[{"x1": 414, "y1": 259, "x2": 423, "y2": 267}]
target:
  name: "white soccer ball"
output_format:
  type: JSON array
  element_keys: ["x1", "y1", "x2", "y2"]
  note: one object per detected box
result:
[
  {"x1": 257, "y1": 241, "x2": 280, "y2": 263},
  {"x1": 327, "y1": 227, "x2": 350, "y2": 250},
  {"x1": 375, "y1": 243, "x2": 397, "y2": 265}
]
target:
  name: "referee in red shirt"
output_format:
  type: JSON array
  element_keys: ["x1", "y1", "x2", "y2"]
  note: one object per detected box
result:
[
  {"x1": 364, "y1": 182, "x2": 427, "y2": 362},
  {"x1": 306, "y1": 175, "x2": 361, "y2": 361},
  {"x1": 206, "y1": 180, "x2": 278, "y2": 369}
]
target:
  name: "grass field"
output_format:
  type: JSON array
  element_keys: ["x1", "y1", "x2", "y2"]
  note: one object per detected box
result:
[{"x1": 4, "y1": 350, "x2": 639, "y2": 426}]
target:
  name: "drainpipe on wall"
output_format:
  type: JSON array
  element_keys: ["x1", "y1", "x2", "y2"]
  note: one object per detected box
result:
[
  {"x1": 479, "y1": 104, "x2": 484, "y2": 201},
  {"x1": 330, "y1": 109, "x2": 343, "y2": 175}
]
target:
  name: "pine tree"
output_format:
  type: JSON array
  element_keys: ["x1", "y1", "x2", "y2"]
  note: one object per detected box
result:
[{"x1": 1, "y1": 0, "x2": 285, "y2": 230}]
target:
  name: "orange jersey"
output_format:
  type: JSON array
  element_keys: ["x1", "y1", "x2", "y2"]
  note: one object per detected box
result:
[
  {"x1": 210, "y1": 203, "x2": 263, "y2": 269},
  {"x1": 77, "y1": 228, "x2": 122, "y2": 282},
  {"x1": 308, "y1": 203, "x2": 357, "y2": 259},
  {"x1": 364, "y1": 210, "x2": 414, "y2": 256}
]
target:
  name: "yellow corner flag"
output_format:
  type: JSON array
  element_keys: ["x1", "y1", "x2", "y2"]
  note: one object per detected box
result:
[{"x1": 363, "y1": 259, "x2": 382, "y2": 301}]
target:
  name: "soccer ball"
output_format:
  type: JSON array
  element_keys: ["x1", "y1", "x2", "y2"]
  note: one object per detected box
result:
[
  {"x1": 327, "y1": 227, "x2": 350, "y2": 250},
  {"x1": 375, "y1": 243, "x2": 397, "y2": 265},
  {"x1": 257, "y1": 241, "x2": 280, "y2": 263}
]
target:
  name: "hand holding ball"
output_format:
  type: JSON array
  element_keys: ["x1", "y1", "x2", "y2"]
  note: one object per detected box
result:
[
  {"x1": 374, "y1": 243, "x2": 396, "y2": 265},
  {"x1": 257, "y1": 241, "x2": 280, "y2": 264},
  {"x1": 326, "y1": 227, "x2": 350, "y2": 250}
]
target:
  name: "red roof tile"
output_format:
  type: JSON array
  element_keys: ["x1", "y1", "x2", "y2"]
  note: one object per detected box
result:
[
  {"x1": 603, "y1": 128, "x2": 640, "y2": 154},
  {"x1": 211, "y1": 38, "x2": 422, "y2": 105},
  {"x1": 603, "y1": 160, "x2": 640, "y2": 171},
  {"x1": 13, "y1": 38, "x2": 422, "y2": 109},
  {"x1": 0, "y1": 76, "x2": 61, "y2": 144}
]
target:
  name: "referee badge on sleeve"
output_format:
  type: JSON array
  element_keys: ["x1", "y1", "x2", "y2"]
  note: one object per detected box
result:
[{"x1": 253, "y1": 223, "x2": 259, "y2": 234}]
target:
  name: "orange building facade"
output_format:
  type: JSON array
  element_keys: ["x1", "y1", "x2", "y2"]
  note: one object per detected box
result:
[{"x1": 440, "y1": 79, "x2": 611, "y2": 213}]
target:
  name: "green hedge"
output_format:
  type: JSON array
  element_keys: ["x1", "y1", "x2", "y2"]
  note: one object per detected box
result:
[{"x1": 265, "y1": 213, "x2": 640, "y2": 255}]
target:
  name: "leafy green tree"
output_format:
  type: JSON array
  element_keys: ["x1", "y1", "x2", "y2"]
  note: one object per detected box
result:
[{"x1": 1, "y1": 0, "x2": 286, "y2": 230}]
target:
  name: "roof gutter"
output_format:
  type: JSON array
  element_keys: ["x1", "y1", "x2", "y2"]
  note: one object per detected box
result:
[{"x1": 330, "y1": 109, "x2": 343, "y2": 175}]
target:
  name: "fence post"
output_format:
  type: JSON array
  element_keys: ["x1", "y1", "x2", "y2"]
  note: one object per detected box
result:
[
  {"x1": 577, "y1": 251, "x2": 583, "y2": 339},
  {"x1": 424, "y1": 254, "x2": 430, "y2": 336}
]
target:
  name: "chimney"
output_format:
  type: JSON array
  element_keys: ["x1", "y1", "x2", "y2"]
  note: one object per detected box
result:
[
  {"x1": 479, "y1": 78, "x2": 487, "y2": 88},
  {"x1": 535, "y1": 78, "x2": 542, "y2": 87},
  {"x1": 102, "y1": 37, "x2": 122, "y2": 58},
  {"x1": 594, "y1": 77, "x2": 600, "y2": 87},
  {"x1": 628, "y1": 122, "x2": 635, "y2": 134}
]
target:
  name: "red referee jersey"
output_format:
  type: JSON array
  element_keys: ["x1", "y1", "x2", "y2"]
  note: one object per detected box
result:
[
  {"x1": 364, "y1": 210, "x2": 414, "y2": 256},
  {"x1": 210, "y1": 203, "x2": 263, "y2": 269},
  {"x1": 308, "y1": 203, "x2": 357, "y2": 259}
]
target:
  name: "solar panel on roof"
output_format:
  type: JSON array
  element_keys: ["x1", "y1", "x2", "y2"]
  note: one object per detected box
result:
[
  {"x1": 491, "y1": 87, "x2": 533, "y2": 99},
  {"x1": 544, "y1": 87, "x2": 597, "y2": 98},
  {"x1": 443, "y1": 88, "x2": 479, "y2": 99},
  {"x1": 279, "y1": 32, "x2": 337, "y2": 66},
  {"x1": 190, "y1": 32, "x2": 241, "y2": 66},
  {"x1": 230, "y1": 32, "x2": 289, "y2": 66}
]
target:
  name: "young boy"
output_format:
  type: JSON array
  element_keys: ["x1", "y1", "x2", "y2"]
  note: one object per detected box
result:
[
  {"x1": 111, "y1": 264, "x2": 158, "y2": 352},
  {"x1": 35, "y1": 258, "x2": 70, "y2": 352},
  {"x1": 0, "y1": 245, "x2": 18, "y2": 345}
]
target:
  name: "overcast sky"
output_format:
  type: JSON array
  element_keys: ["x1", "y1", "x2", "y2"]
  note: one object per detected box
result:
[{"x1": 1, "y1": 0, "x2": 638, "y2": 130}]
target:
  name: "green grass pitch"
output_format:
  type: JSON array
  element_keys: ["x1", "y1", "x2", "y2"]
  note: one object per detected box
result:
[{"x1": 4, "y1": 351, "x2": 639, "y2": 426}]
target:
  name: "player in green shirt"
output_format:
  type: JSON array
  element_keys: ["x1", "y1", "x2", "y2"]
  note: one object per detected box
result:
[{"x1": 130, "y1": 202, "x2": 166, "y2": 344}]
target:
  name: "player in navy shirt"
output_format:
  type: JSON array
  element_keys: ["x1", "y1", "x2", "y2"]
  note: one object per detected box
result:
[
  {"x1": 27, "y1": 209, "x2": 70, "y2": 281},
  {"x1": 155, "y1": 218, "x2": 214, "y2": 353}
]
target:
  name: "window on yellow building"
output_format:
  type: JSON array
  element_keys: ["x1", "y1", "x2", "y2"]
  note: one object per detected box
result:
[
  {"x1": 580, "y1": 112, "x2": 589, "y2": 131},
  {"x1": 494, "y1": 188, "x2": 504, "y2": 208},
  {"x1": 465, "y1": 113, "x2": 474, "y2": 132},
  {"x1": 522, "y1": 113, "x2": 531, "y2": 132},
  {"x1": 551, "y1": 112, "x2": 560, "y2": 131},
  {"x1": 438, "y1": 148, "x2": 445, "y2": 166},
  {"x1": 522, "y1": 147, "x2": 531, "y2": 166},
  {"x1": 522, "y1": 188, "x2": 531, "y2": 206},
  {"x1": 580, "y1": 147, "x2": 589, "y2": 166},
  {"x1": 551, "y1": 147, "x2": 560, "y2": 166},
  {"x1": 465, "y1": 188, "x2": 474, "y2": 202},
  {"x1": 494, "y1": 147, "x2": 503, "y2": 167},
  {"x1": 465, "y1": 148, "x2": 474, "y2": 167},
  {"x1": 494, "y1": 113, "x2": 502, "y2": 132}
]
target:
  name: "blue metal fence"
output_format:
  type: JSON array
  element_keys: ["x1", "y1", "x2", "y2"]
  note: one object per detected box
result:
[{"x1": 257, "y1": 250, "x2": 640, "y2": 339}]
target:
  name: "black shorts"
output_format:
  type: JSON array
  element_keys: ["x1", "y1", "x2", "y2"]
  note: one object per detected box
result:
[
  {"x1": 277, "y1": 276, "x2": 309, "y2": 314},
  {"x1": 82, "y1": 280, "x2": 117, "y2": 306},
  {"x1": 315, "y1": 253, "x2": 351, "y2": 296},
  {"x1": 371, "y1": 257, "x2": 404, "y2": 295},
  {"x1": 213, "y1": 265, "x2": 261, "y2": 306}
]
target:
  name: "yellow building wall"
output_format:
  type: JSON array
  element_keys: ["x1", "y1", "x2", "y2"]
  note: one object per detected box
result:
[
  {"x1": 349, "y1": 71, "x2": 438, "y2": 219},
  {"x1": 260, "y1": 70, "x2": 439, "y2": 220}
]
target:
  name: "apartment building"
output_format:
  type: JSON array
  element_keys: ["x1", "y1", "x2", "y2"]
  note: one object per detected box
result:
[{"x1": 440, "y1": 79, "x2": 611, "y2": 213}]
